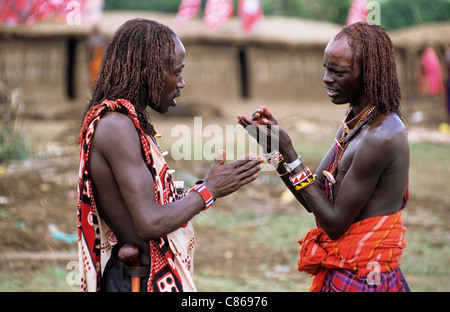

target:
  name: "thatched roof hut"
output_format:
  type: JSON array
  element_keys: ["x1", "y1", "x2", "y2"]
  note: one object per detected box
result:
[
  {"x1": 389, "y1": 22, "x2": 450, "y2": 48},
  {"x1": 1, "y1": 10, "x2": 449, "y2": 114},
  {"x1": 98, "y1": 11, "x2": 343, "y2": 102},
  {"x1": 389, "y1": 22, "x2": 450, "y2": 98},
  {"x1": 98, "y1": 12, "x2": 450, "y2": 102}
]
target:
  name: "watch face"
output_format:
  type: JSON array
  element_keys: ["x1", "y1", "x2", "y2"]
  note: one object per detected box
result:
[{"x1": 284, "y1": 157, "x2": 302, "y2": 173}]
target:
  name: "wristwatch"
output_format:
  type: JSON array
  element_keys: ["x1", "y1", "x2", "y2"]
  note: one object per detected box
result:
[{"x1": 283, "y1": 156, "x2": 303, "y2": 173}]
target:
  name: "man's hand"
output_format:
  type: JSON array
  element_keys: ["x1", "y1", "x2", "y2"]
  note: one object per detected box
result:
[
  {"x1": 237, "y1": 106, "x2": 294, "y2": 157},
  {"x1": 250, "y1": 106, "x2": 278, "y2": 125},
  {"x1": 203, "y1": 150, "x2": 263, "y2": 199}
]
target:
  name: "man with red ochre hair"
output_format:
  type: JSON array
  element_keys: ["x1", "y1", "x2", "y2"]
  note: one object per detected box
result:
[{"x1": 238, "y1": 23, "x2": 410, "y2": 292}]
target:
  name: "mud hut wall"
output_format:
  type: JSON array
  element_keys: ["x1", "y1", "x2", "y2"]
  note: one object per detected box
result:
[
  {"x1": 181, "y1": 42, "x2": 241, "y2": 102},
  {"x1": 245, "y1": 42, "x2": 436, "y2": 102},
  {"x1": 393, "y1": 43, "x2": 448, "y2": 101},
  {"x1": 1, "y1": 29, "x2": 439, "y2": 109},
  {"x1": 179, "y1": 40, "x2": 331, "y2": 103},
  {"x1": 246, "y1": 43, "x2": 426, "y2": 103},
  {"x1": 394, "y1": 47, "x2": 417, "y2": 101},
  {"x1": 246, "y1": 45, "x2": 328, "y2": 101},
  {"x1": 0, "y1": 35, "x2": 91, "y2": 109},
  {"x1": 0, "y1": 37, "x2": 66, "y2": 101},
  {"x1": 71, "y1": 37, "x2": 91, "y2": 102}
]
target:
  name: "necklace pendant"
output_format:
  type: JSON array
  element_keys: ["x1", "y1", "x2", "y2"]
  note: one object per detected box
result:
[
  {"x1": 323, "y1": 170, "x2": 336, "y2": 185},
  {"x1": 341, "y1": 120, "x2": 350, "y2": 134}
]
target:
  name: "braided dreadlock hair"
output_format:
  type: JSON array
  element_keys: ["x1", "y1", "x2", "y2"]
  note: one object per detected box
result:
[
  {"x1": 336, "y1": 22, "x2": 402, "y2": 122},
  {"x1": 83, "y1": 18, "x2": 176, "y2": 136}
]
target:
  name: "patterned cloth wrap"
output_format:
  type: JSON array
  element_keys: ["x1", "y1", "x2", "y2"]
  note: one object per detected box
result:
[
  {"x1": 299, "y1": 106, "x2": 409, "y2": 292},
  {"x1": 77, "y1": 99, "x2": 196, "y2": 292},
  {"x1": 298, "y1": 211, "x2": 407, "y2": 292}
]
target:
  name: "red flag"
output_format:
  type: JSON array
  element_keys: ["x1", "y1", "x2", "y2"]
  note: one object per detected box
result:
[
  {"x1": 0, "y1": 0, "x2": 37, "y2": 26},
  {"x1": 346, "y1": 0, "x2": 367, "y2": 26},
  {"x1": 204, "y1": 0, "x2": 234, "y2": 28},
  {"x1": 238, "y1": 0, "x2": 263, "y2": 32},
  {"x1": 174, "y1": 0, "x2": 201, "y2": 28},
  {"x1": 0, "y1": 0, "x2": 103, "y2": 27}
]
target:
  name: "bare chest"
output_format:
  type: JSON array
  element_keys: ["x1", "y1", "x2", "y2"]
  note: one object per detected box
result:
[{"x1": 333, "y1": 127, "x2": 367, "y2": 185}]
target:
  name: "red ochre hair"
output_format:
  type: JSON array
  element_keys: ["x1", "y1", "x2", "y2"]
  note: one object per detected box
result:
[{"x1": 83, "y1": 18, "x2": 176, "y2": 136}]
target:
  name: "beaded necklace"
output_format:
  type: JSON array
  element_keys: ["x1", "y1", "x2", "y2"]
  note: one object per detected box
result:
[
  {"x1": 322, "y1": 105, "x2": 375, "y2": 202},
  {"x1": 339, "y1": 106, "x2": 375, "y2": 145},
  {"x1": 148, "y1": 133, "x2": 163, "y2": 153}
]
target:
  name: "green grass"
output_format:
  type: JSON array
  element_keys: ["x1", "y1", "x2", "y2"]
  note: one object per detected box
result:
[
  {"x1": 409, "y1": 142, "x2": 450, "y2": 202},
  {"x1": 0, "y1": 266, "x2": 76, "y2": 292},
  {"x1": 1, "y1": 131, "x2": 449, "y2": 292},
  {"x1": 0, "y1": 127, "x2": 32, "y2": 163}
]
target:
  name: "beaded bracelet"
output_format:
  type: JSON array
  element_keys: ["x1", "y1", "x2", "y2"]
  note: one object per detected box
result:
[
  {"x1": 289, "y1": 167, "x2": 316, "y2": 190},
  {"x1": 261, "y1": 149, "x2": 284, "y2": 165},
  {"x1": 293, "y1": 174, "x2": 316, "y2": 191},
  {"x1": 188, "y1": 184, "x2": 215, "y2": 210}
]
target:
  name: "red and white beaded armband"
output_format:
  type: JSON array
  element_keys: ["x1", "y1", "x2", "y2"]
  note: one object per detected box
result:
[
  {"x1": 289, "y1": 166, "x2": 316, "y2": 191},
  {"x1": 189, "y1": 184, "x2": 215, "y2": 210}
]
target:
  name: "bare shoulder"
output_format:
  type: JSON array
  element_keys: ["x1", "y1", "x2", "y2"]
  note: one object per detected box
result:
[
  {"x1": 96, "y1": 112, "x2": 136, "y2": 135},
  {"x1": 365, "y1": 114, "x2": 408, "y2": 150},
  {"x1": 353, "y1": 113, "x2": 408, "y2": 171},
  {"x1": 93, "y1": 112, "x2": 141, "y2": 156}
]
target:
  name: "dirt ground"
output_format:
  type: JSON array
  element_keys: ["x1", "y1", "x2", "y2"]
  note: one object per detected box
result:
[{"x1": 0, "y1": 95, "x2": 449, "y2": 291}]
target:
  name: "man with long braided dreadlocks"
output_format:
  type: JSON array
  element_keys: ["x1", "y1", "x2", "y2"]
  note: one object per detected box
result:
[
  {"x1": 238, "y1": 22, "x2": 410, "y2": 292},
  {"x1": 77, "y1": 18, "x2": 263, "y2": 292}
]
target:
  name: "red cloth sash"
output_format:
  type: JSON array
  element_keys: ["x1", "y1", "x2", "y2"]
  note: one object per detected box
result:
[{"x1": 298, "y1": 211, "x2": 406, "y2": 292}]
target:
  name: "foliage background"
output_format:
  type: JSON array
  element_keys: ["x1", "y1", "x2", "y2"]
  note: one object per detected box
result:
[{"x1": 102, "y1": 0, "x2": 450, "y2": 30}]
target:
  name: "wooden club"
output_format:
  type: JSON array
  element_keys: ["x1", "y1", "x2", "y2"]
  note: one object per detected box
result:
[{"x1": 118, "y1": 243, "x2": 141, "y2": 292}]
